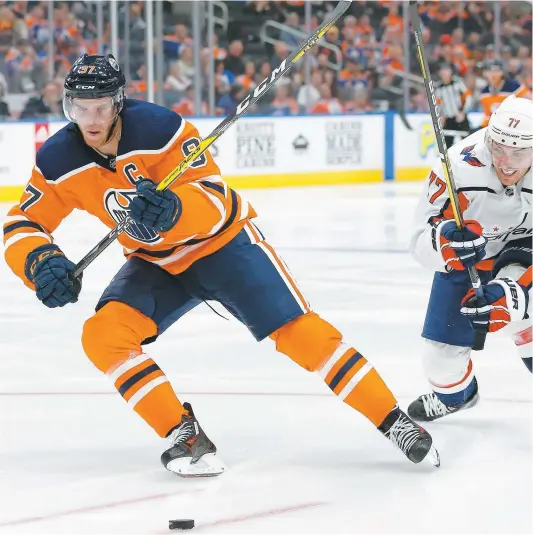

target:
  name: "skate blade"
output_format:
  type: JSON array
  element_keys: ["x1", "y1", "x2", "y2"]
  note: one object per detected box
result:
[
  {"x1": 167, "y1": 453, "x2": 226, "y2": 478},
  {"x1": 426, "y1": 445, "x2": 440, "y2": 468}
]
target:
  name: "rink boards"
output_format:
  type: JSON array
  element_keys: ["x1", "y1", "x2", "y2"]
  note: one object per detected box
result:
[{"x1": 0, "y1": 112, "x2": 483, "y2": 201}]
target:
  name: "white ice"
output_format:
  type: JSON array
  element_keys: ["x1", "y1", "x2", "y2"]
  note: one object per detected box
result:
[{"x1": 0, "y1": 182, "x2": 531, "y2": 535}]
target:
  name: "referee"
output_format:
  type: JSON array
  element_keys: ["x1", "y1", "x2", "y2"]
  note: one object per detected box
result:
[{"x1": 434, "y1": 63, "x2": 472, "y2": 148}]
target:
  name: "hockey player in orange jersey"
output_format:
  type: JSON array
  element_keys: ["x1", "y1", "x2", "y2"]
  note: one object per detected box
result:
[
  {"x1": 479, "y1": 60, "x2": 529, "y2": 127},
  {"x1": 3, "y1": 54, "x2": 439, "y2": 476}
]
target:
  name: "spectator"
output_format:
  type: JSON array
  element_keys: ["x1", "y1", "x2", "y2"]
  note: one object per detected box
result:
[
  {"x1": 216, "y1": 84, "x2": 247, "y2": 116},
  {"x1": 0, "y1": 84, "x2": 11, "y2": 119},
  {"x1": 320, "y1": 25, "x2": 341, "y2": 66},
  {"x1": 164, "y1": 23, "x2": 192, "y2": 61},
  {"x1": 501, "y1": 21, "x2": 524, "y2": 52},
  {"x1": 255, "y1": 60, "x2": 272, "y2": 86},
  {"x1": 279, "y1": 12, "x2": 300, "y2": 47},
  {"x1": 338, "y1": 58, "x2": 369, "y2": 92},
  {"x1": 172, "y1": 86, "x2": 208, "y2": 117},
  {"x1": 303, "y1": 13, "x2": 320, "y2": 33},
  {"x1": 235, "y1": 61, "x2": 257, "y2": 91},
  {"x1": 463, "y1": 2, "x2": 490, "y2": 36},
  {"x1": 0, "y1": 71, "x2": 7, "y2": 95},
  {"x1": 164, "y1": 61, "x2": 191, "y2": 93},
  {"x1": 311, "y1": 83, "x2": 343, "y2": 114},
  {"x1": 177, "y1": 45, "x2": 195, "y2": 83},
  {"x1": 20, "y1": 80, "x2": 63, "y2": 119},
  {"x1": 224, "y1": 40, "x2": 245, "y2": 77},
  {"x1": 501, "y1": 45, "x2": 514, "y2": 71},
  {"x1": 215, "y1": 59, "x2": 234, "y2": 87},
  {"x1": 270, "y1": 41, "x2": 289, "y2": 70},
  {"x1": 323, "y1": 69, "x2": 340, "y2": 98},
  {"x1": 297, "y1": 69, "x2": 322, "y2": 111},
  {"x1": 344, "y1": 88, "x2": 373, "y2": 113},
  {"x1": 354, "y1": 14, "x2": 375, "y2": 41},
  {"x1": 517, "y1": 45, "x2": 531, "y2": 63},
  {"x1": 5, "y1": 38, "x2": 42, "y2": 93},
  {"x1": 0, "y1": 6, "x2": 22, "y2": 54},
  {"x1": 205, "y1": 32, "x2": 227, "y2": 61},
  {"x1": 213, "y1": 72, "x2": 231, "y2": 110},
  {"x1": 410, "y1": 89, "x2": 429, "y2": 112},
  {"x1": 341, "y1": 27, "x2": 361, "y2": 63},
  {"x1": 381, "y1": 3, "x2": 403, "y2": 37},
  {"x1": 270, "y1": 85, "x2": 298, "y2": 116},
  {"x1": 341, "y1": 15, "x2": 357, "y2": 39},
  {"x1": 25, "y1": 3, "x2": 47, "y2": 44}
]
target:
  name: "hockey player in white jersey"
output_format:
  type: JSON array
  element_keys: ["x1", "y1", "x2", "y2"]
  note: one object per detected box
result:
[{"x1": 408, "y1": 95, "x2": 532, "y2": 422}]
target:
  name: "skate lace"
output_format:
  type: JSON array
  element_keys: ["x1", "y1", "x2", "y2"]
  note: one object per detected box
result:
[
  {"x1": 386, "y1": 415, "x2": 421, "y2": 453},
  {"x1": 421, "y1": 393, "x2": 449, "y2": 418},
  {"x1": 168, "y1": 420, "x2": 195, "y2": 446}
]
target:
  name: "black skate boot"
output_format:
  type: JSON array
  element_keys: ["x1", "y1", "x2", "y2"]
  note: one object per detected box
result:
[
  {"x1": 408, "y1": 380, "x2": 480, "y2": 422},
  {"x1": 378, "y1": 406, "x2": 440, "y2": 467},
  {"x1": 161, "y1": 403, "x2": 226, "y2": 477}
]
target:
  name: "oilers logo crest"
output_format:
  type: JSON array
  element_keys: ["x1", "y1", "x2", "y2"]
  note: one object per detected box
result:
[{"x1": 104, "y1": 189, "x2": 162, "y2": 244}]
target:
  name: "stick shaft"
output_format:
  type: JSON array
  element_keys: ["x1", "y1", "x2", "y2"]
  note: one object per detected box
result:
[{"x1": 409, "y1": 1, "x2": 487, "y2": 351}]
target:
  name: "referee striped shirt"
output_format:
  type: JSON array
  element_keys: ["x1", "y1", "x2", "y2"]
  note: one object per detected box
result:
[{"x1": 434, "y1": 76, "x2": 472, "y2": 118}]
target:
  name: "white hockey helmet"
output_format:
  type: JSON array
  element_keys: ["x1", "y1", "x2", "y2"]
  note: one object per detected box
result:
[
  {"x1": 486, "y1": 95, "x2": 533, "y2": 169},
  {"x1": 487, "y1": 95, "x2": 533, "y2": 149}
]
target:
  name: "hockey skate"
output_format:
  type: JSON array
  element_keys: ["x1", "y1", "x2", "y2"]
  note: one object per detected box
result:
[
  {"x1": 378, "y1": 407, "x2": 440, "y2": 467},
  {"x1": 161, "y1": 403, "x2": 226, "y2": 477},
  {"x1": 407, "y1": 381, "x2": 480, "y2": 422}
]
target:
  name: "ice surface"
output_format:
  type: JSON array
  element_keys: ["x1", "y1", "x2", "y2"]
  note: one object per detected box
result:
[{"x1": 0, "y1": 182, "x2": 531, "y2": 534}]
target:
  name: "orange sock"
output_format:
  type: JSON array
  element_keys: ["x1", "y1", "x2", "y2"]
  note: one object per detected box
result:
[
  {"x1": 317, "y1": 343, "x2": 397, "y2": 426},
  {"x1": 82, "y1": 302, "x2": 186, "y2": 437},
  {"x1": 271, "y1": 313, "x2": 397, "y2": 427}
]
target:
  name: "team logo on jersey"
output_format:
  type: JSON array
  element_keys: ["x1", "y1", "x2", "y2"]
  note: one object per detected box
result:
[
  {"x1": 104, "y1": 189, "x2": 162, "y2": 244},
  {"x1": 461, "y1": 145, "x2": 485, "y2": 167}
]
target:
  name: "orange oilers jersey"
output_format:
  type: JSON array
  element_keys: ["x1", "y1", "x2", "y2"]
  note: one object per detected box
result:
[
  {"x1": 3, "y1": 99, "x2": 256, "y2": 289},
  {"x1": 479, "y1": 78, "x2": 529, "y2": 127}
]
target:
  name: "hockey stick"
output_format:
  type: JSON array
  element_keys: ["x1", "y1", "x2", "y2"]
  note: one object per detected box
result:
[
  {"x1": 72, "y1": 0, "x2": 353, "y2": 279},
  {"x1": 409, "y1": 1, "x2": 487, "y2": 351}
]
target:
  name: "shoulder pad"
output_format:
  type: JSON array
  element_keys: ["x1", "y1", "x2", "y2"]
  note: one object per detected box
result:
[
  {"x1": 119, "y1": 99, "x2": 184, "y2": 154},
  {"x1": 36, "y1": 124, "x2": 94, "y2": 183}
]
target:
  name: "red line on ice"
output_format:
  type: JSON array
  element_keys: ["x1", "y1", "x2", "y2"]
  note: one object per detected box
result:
[
  {"x1": 0, "y1": 489, "x2": 200, "y2": 528},
  {"x1": 152, "y1": 501, "x2": 328, "y2": 534}
]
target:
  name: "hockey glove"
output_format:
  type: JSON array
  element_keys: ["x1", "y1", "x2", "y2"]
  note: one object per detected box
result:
[
  {"x1": 25, "y1": 244, "x2": 82, "y2": 308},
  {"x1": 129, "y1": 179, "x2": 181, "y2": 232},
  {"x1": 460, "y1": 277, "x2": 529, "y2": 333},
  {"x1": 436, "y1": 219, "x2": 487, "y2": 270}
]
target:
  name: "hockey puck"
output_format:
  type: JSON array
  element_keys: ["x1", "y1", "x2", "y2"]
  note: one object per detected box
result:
[{"x1": 169, "y1": 519, "x2": 195, "y2": 530}]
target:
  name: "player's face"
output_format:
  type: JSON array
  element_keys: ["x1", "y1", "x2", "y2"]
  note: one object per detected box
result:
[
  {"x1": 485, "y1": 70, "x2": 503, "y2": 86},
  {"x1": 71, "y1": 98, "x2": 117, "y2": 147},
  {"x1": 490, "y1": 140, "x2": 532, "y2": 185}
]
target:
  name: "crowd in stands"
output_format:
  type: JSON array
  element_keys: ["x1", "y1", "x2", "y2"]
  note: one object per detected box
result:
[{"x1": 0, "y1": 0, "x2": 531, "y2": 120}]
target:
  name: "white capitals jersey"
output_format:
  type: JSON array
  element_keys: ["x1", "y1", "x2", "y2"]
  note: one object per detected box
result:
[{"x1": 410, "y1": 128, "x2": 532, "y2": 273}]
